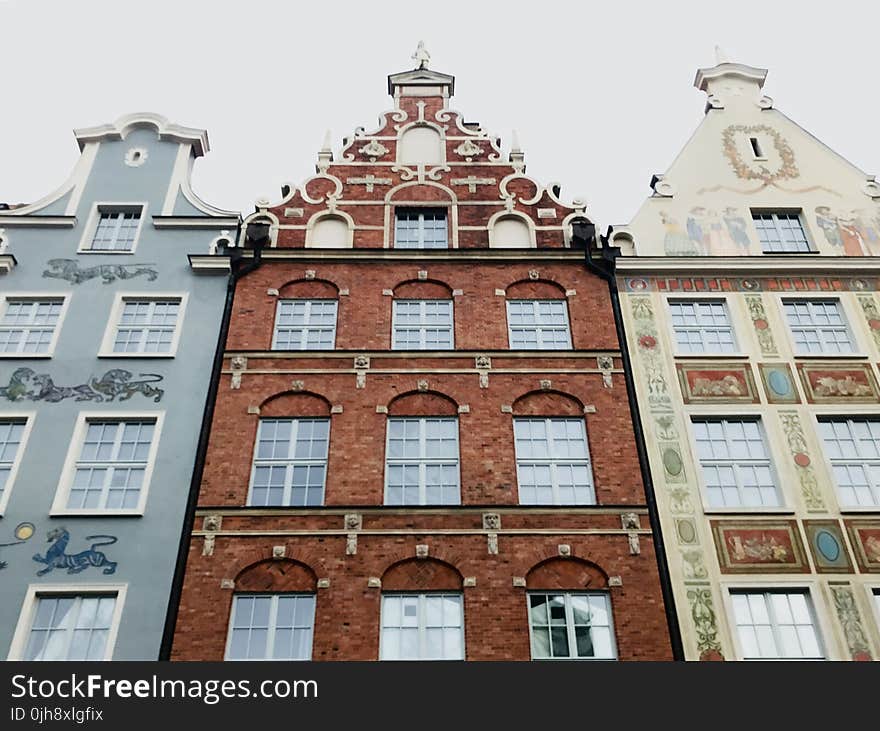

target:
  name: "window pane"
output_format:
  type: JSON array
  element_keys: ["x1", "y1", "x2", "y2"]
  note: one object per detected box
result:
[
  {"x1": 273, "y1": 300, "x2": 338, "y2": 350},
  {"x1": 385, "y1": 418, "x2": 459, "y2": 505},
  {"x1": 515, "y1": 418, "x2": 594, "y2": 505},
  {"x1": 819, "y1": 418, "x2": 880, "y2": 507},
  {"x1": 692, "y1": 418, "x2": 779, "y2": 508},
  {"x1": 249, "y1": 419, "x2": 329, "y2": 506},
  {"x1": 507, "y1": 300, "x2": 571, "y2": 350}
]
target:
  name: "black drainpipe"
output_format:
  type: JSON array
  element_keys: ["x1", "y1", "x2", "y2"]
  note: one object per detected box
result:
[
  {"x1": 574, "y1": 220, "x2": 684, "y2": 660},
  {"x1": 159, "y1": 224, "x2": 268, "y2": 660}
]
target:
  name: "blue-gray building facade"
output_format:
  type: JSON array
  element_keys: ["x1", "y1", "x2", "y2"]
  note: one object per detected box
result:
[{"x1": 0, "y1": 114, "x2": 239, "y2": 660}]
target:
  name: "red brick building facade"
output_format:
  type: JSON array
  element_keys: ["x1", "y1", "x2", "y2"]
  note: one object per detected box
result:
[{"x1": 169, "y1": 59, "x2": 674, "y2": 661}]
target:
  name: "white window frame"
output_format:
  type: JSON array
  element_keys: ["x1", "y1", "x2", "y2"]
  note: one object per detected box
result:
[
  {"x1": 815, "y1": 414, "x2": 880, "y2": 511},
  {"x1": 506, "y1": 299, "x2": 573, "y2": 350},
  {"x1": 865, "y1": 585, "x2": 880, "y2": 639},
  {"x1": 526, "y1": 591, "x2": 617, "y2": 661},
  {"x1": 391, "y1": 299, "x2": 455, "y2": 350},
  {"x1": 781, "y1": 297, "x2": 859, "y2": 356},
  {"x1": 667, "y1": 296, "x2": 740, "y2": 356},
  {"x1": 393, "y1": 207, "x2": 449, "y2": 249},
  {"x1": 78, "y1": 202, "x2": 148, "y2": 254},
  {"x1": 384, "y1": 417, "x2": 461, "y2": 506},
  {"x1": 751, "y1": 210, "x2": 814, "y2": 254},
  {"x1": 513, "y1": 417, "x2": 595, "y2": 506},
  {"x1": 224, "y1": 592, "x2": 316, "y2": 662},
  {"x1": 247, "y1": 418, "x2": 330, "y2": 507},
  {"x1": 0, "y1": 294, "x2": 71, "y2": 358},
  {"x1": 687, "y1": 413, "x2": 786, "y2": 512},
  {"x1": 379, "y1": 592, "x2": 465, "y2": 661},
  {"x1": 98, "y1": 292, "x2": 188, "y2": 358},
  {"x1": 721, "y1": 582, "x2": 830, "y2": 661},
  {"x1": 271, "y1": 299, "x2": 338, "y2": 351},
  {"x1": 0, "y1": 412, "x2": 35, "y2": 515},
  {"x1": 51, "y1": 411, "x2": 164, "y2": 516},
  {"x1": 7, "y1": 583, "x2": 127, "y2": 661}
]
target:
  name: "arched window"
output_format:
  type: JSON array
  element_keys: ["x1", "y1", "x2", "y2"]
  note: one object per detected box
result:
[
  {"x1": 525, "y1": 558, "x2": 615, "y2": 660},
  {"x1": 397, "y1": 126, "x2": 444, "y2": 166},
  {"x1": 226, "y1": 559, "x2": 317, "y2": 661},
  {"x1": 384, "y1": 391, "x2": 459, "y2": 505},
  {"x1": 307, "y1": 214, "x2": 351, "y2": 248},
  {"x1": 512, "y1": 392, "x2": 594, "y2": 506},
  {"x1": 247, "y1": 393, "x2": 332, "y2": 507},
  {"x1": 491, "y1": 215, "x2": 533, "y2": 248},
  {"x1": 505, "y1": 281, "x2": 572, "y2": 350},
  {"x1": 380, "y1": 558, "x2": 464, "y2": 661}
]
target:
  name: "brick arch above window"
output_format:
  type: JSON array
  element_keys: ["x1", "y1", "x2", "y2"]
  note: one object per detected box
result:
[
  {"x1": 387, "y1": 390, "x2": 458, "y2": 416},
  {"x1": 387, "y1": 181, "x2": 455, "y2": 204},
  {"x1": 277, "y1": 279, "x2": 339, "y2": 299},
  {"x1": 259, "y1": 391, "x2": 332, "y2": 417},
  {"x1": 505, "y1": 279, "x2": 568, "y2": 300},
  {"x1": 526, "y1": 557, "x2": 608, "y2": 590},
  {"x1": 235, "y1": 558, "x2": 318, "y2": 593},
  {"x1": 392, "y1": 279, "x2": 454, "y2": 299},
  {"x1": 382, "y1": 557, "x2": 463, "y2": 591},
  {"x1": 512, "y1": 390, "x2": 584, "y2": 417}
]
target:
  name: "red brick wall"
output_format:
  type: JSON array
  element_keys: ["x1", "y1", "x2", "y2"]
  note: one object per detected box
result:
[
  {"x1": 172, "y1": 528, "x2": 671, "y2": 661},
  {"x1": 226, "y1": 263, "x2": 617, "y2": 352},
  {"x1": 170, "y1": 84, "x2": 673, "y2": 662}
]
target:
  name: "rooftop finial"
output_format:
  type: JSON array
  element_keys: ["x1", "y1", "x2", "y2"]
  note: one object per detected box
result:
[
  {"x1": 714, "y1": 45, "x2": 731, "y2": 64},
  {"x1": 412, "y1": 40, "x2": 430, "y2": 70}
]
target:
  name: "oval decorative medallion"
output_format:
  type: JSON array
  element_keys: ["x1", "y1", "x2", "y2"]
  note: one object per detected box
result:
[
  {"x1": 663, "y1": 448, "x2": 683, "y2": 477},
  {"x1": 794, "y1": 452, "x2": 811, "y2": 467},
  {"x1": 767, "y1": 369, "x2": 792, "y2": 397},
  {"x1": 815, "y1": 529, "x2": 841, "y2": 562},
  {"x1": 676, "y1": 520, "x2": 696, "y2": 544}
]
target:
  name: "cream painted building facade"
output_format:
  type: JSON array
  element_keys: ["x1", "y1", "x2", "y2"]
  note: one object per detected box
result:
[{"x1": 612, "y1": 52, "x2": 880, "y2": 660}]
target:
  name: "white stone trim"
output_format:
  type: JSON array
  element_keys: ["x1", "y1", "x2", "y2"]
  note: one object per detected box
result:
[
  {"x1": 97, "y1": 292, "x2": 188, "y2": 358},
  {"x1": 77, "y1": 201, "x2": 149, "y2": 254},
  {"x1": 7, "y1": 583, "x2": 128, "y2": 661},
  {"x1": 0, "y1": 292, "x2": 71, "y2": 359},
  {"x1": 0, "y1": 411, "x2": 35, "y2": 515},
  {"x1": 50, "y1": 411, "x2": 165, "y2": 516}
]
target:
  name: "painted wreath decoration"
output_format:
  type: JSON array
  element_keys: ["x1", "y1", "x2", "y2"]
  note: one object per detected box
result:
[{"x1": 721, "y1": 124, "x2": 799, "y2": 182}]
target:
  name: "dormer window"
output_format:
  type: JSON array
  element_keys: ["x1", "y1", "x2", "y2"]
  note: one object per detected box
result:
[
  {"x1": 394, "y1": 208, "x2": 448, "y2": 249},
  {"x1": 752, "y1": 211, "x2": 812, "y2": 253},
  {"x1": 83, "y1": 205, "x2": 145, "y2": 252}
]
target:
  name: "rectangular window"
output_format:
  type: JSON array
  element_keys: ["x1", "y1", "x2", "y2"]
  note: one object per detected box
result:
[
  {"x1": 730, "y1": 590, "x2": 824, "y2": 659},
  {"x1": 87, "y1": 207, "x2": 144, "y2": 252},
  {"x1": 392, "y1": 300, "x2": 454, "y2": 350},
  {"x1": 507, "y1": 300, "x2": 572, "y2": 350},
  {"x1": 65, "y1": 419, "x2": 157, "y2": 511},
  {"x1": 22, "y1": 594, "x2": 119, "y2": 661},
  {"x1": 380, "y1": 593, "x2": 464, "y2": 660},
  {"x1": 669, "y1": 299, "x2": 737, "y2": 353},
  {"x1": 514, "y1": 418, "x2": 594, "y2": 505},
  {"x1": 225, "y1": 594, "x2": 315, "y2": 661},
  {"x1": 108, "y1": 298, "x2": 183, "y2": 355},
  {"x1": 0, "y1": 418, "x2": 27, "y2": 508},
  {"x1": 692, "y1": 418, "x2": 779, "y2": 508},
  {"x1": 783, "y1": 299, "x2": 854, "y2": 354},
  {"x1": 0, "y1": 298, "x2": 65, "y2": 355},
  {"x1": 818, "y1": 417, "x2": 880, "y2": 508},
  {"x1": 385, "y1": 417, "x2": 459, "y2": 505},
  {"x1": 752, "y1": 212, "x2": 811, "y2": 253},
  {"x1": 394, "y1": 209, "x2": 448, "y2": 249},
  {"x1": 272, "y1": 300, "x2": 338, "y2": 350},
  {"x1": 249, "y1": 418, "x2": 329, "y2": 506},
  {"x1": 528, "y1": 592, "x2": 616, "y2": 660}
]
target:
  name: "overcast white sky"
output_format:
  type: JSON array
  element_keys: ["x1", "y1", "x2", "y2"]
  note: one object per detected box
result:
[{"x1": 1, "y1": 1, "x2": 878, "y2": 227}]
